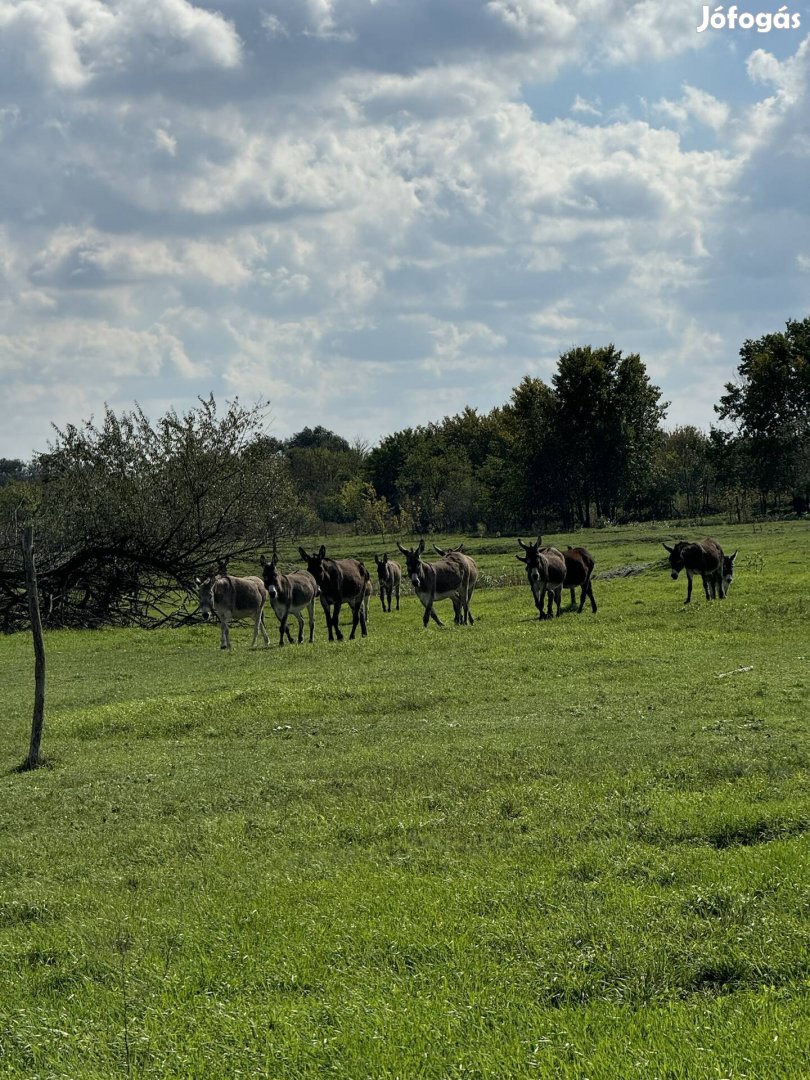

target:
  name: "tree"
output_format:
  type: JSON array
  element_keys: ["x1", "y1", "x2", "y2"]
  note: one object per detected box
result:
[
  {"x1": 283, "y1": 427, "x2": 365, "y2": 523},
  {"x1": 553, "y1": 345, "x2": 667, "y2": 525},
  {"x1": 649, "y1": 427, "x2": 713, "y2": 518},
  {"x1": 715, "y1": 317, "x2": 810, "y2": 511},
  {"x1": 495, "y1": 377, "x2": 560, "y2": 529},
  {"x1": 0, "y1": 458, "x2": 26, "y2": 487},
  {"x1": 0, "y1": 396, "x2": 296, "y2": 630}
]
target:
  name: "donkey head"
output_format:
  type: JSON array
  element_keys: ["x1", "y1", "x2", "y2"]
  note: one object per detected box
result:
[
  {"x1": 397, "y1": 539, "x2": 425, "y2": 587},
  {"x1": 195, "y1": 575, "x2": 216, "y2": 621},
  {"x1": 299, "y1": 544, "x2": 328, "y2": 585},
  {"x1": 516, "y1": 537, "x2": 544, "y2": 586},
  {"x1": 663, "y1": 542, "x2": 688, "y2": 579},
  {"x1": 260, "y1": 552, "x2": 283, "y2": 599}
]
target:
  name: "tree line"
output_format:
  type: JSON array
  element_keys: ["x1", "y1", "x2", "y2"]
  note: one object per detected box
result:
[{"x1": 0, "y1": 317, "x2": 807, "y2": 630}]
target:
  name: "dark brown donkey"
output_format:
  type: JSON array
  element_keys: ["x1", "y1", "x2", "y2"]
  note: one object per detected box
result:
[
  {"x1": 298, "y1": 545, "x2": 370, "y2": 640},
  {"x1": 560, "y1": 545, "x2": 597, "y2": 612},
  {"x1": 259, "y1": 549, "x2": 319, "y2": 646},
  {"x1": 516, "y1": 538, "x2": 567, "y2": 619},
  {"x1": 397, "y1": 539, "x2": 473, "y2": 627},
  {"x1": 374, "y1": 553, "x2": 401, "y2": 612},
  {"x1": 663, "y1": 538, "x2": 731, "y2": 603}
]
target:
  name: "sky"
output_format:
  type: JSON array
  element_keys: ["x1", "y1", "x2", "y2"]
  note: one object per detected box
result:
[{"x1": 1, "y1": 0, "x2": 809, "y2": 459}]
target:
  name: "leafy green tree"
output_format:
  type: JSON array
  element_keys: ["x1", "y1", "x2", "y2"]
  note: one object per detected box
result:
[
  {"x1": 715, "y1": 317, "x2": 810, "y2": 511},
  {"x1": 494, "y1": 377, "x2": 560, "y2": 529},
  {"x1": 649, "y1": 427, "x2": 713, "y2": 518},
  {"x1": 0, "y1": 458, "x2": 26, "y2": 488},
  {"x1": 397, "y1": 429, "x2": 479, "y2": 532},
  {"x1": 283, "y1": 427, "x2": 366, "y2": 523},
  {"x1": 366, "y1": 429, "x2": 423, "y2": 509},
  {"x1": 553, "y1": 345, "x2": 667, "y2": 525}
]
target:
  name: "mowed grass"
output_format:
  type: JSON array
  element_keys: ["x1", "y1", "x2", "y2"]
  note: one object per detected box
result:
[{"x1": 0, "y1": 522, "x2": 808, "y2": 1078}]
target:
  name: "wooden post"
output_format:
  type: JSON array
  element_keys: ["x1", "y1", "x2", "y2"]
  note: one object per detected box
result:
[{"x1": 21, "y1": 525, "x2": 46, "y2": 769}]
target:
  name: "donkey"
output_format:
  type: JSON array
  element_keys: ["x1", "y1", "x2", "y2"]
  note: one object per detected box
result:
[
  {"x1": 397, "y1": 539, "x2": 473, "y2": 627},
  {"x1": 433, "y1": 544, "x2": 478, "y2": 623},
  {"x1": 561, "y1": 546, "x2": 597, "y2": 613},
  {"x1": 663, "y1": 538, "x2": 730, "y2": 603},
  {"x1": 374, "y1": 553, "x2": 401, "y2": 612},
  {"x1": 196, "y1": 572, "x2": 270, "y2": 650},
  {"x1": 298, "y1": 546, "x2": 370, "y2": 641},
  {"x1": 259, "y1": 549, "x2": 319, "y2": 646},
  {"x1": 516, "y1": 538, "x2": 567, "y2": 619}
]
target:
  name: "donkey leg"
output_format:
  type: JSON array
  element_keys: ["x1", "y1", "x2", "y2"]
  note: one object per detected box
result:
[
  {"x1": 570, "y1": 587, "x2": 577, "y2": 608},
  {"x1": 535, "y1": 584, "x2": 547, "y2": 618},
  {"x1": 684, "y1": 570, "x2": 693, "y2": 604},
  {"x1": 588, "y1": 582, "x2": 597, "y2": 613},
  {"x1": 220, "y1": 616, "x2": 231, "y2": 650},
  {"x1": 278, "y1": 614, "x2": 288, "y2": 647},
  {"x1": 351, "y1": 599, "x2": 367, "y2": 639},
  {"x1": 259, "y1": 611, "x2": 270, "y2": 646},
  {"x1": 425, "y1": 592, "x2": 443, "y2": 627},
  {"x1": 395, "y1": 587, "x2": 400, "y2": 611},
  {"x1": 333, "y1": 600, "x2": 345, "y2": 641},
  {"x1": 320, "y1": 596, "x2": 335, "y2": 641},
  {"x1": 252, "y1": 611, "x2": 268, "y2": 647},
  {"x1": 307, "y1": 601, "x2": 316, "y2": 643},
  {"x1": 295, "y1": 611, "x2": 305, "y2": 643}
]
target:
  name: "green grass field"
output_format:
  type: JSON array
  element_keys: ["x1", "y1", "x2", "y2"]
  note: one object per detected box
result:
[{"x1": 1, "y1": 522, "x2": 808, "y2": 1078}]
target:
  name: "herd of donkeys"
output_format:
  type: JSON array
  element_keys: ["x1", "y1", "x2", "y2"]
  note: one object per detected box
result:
[{"x1": 195, "y1": 535, "x2": 738, "y2": 651}]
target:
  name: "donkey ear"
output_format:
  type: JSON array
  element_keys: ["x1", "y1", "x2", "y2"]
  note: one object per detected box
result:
[
  {"x1": 517, "y1": 538, "x2": 528, "y2": 550},
  {"x1": 298, "y1": 546, "x2": 309, "y2": 561},
  {"x1": 383, "y1": 552, "x2": 388, "y2": 562},
  {"x1": 318, "y1": 545, "x2": 326, "y2": 558},
  {"x1": 194, "y1": 576, "x2": 202, "y2": 585},
  {"x1": 260, "y1": 554, "x2": 267, "y2": 566},
  {"x1": 730, "y1": 549, "x2": 738, "y2": 561},
  {"x1": 396, "y1": 541, "x2": 408, "y2": 555},
  {"x1": 516, "y1": 554, "x2": 527, "y2": 563},
  {"x1": 663, "y1": 543, "x2": 673, "y2": 553},
  {"x1": 417, "y1": 538, "x2": 425, "y2": 554}
]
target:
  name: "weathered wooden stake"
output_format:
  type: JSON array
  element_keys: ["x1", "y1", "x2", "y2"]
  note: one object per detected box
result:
[{"x1": 22, "y1": 525, "x2": 46, "y2": 769}]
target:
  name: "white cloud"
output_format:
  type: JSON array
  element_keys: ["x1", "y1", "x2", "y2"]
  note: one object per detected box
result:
[
  {"x1": 654, "y1": 85, "x2": 731, "y2": 132},
  {"x1": 0, "y1": 0, "x2": 241, "y2": 91}
]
